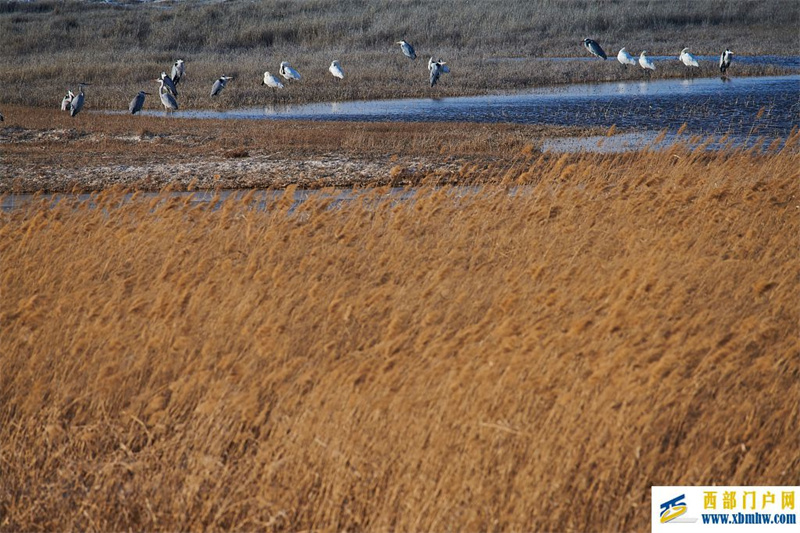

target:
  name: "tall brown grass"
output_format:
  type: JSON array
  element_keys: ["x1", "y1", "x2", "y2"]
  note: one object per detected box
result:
[{"x1": 1, "y1": 141, "x2": 799, "y2": 531}]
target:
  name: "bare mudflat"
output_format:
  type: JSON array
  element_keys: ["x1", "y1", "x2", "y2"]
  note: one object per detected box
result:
[{"x1": 0, "y1": 105, "x2": 600, "y2": 193}]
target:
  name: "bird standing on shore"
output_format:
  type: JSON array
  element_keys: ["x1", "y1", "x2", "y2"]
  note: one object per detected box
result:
[
  {"x1": 128, "y1": 91, "x2": 151, "y2": 115},
  {"x1": 397, "y1": 40, "x2": 417, "y2": 59},
  {"x1": 70, "y1": 83, "x2": 90, "y2": 117},
  {"x1": 617, "y1": 48, "x2": 637, "y2": 68},
  {"x1": 639, "y1": 51, "x2": 656, "y2": 72},
  {"x1": 171, "y1": 59, "x2": 185, "y2": 85},
  {"x1": 428, "y1": 57, "x2": 449, "y2": 87},
  {"x1": 679, "y1": 48, "x2": 700, "y2": 76},
  {"x1": 155, "y1": 78, "x2": 178, "y2": 111},
  {"x1": 61, "y1": 90, "x2": 75, "y2": 111},
  {"x1": 262, "y1": 71, "x2": 284, "y2": 89},
  {"x1": 720, "y1": 49, "x2": 733, "y2": 75},
  {"x1": 210, "y1": 75, "x2": 234, "y2": 97},
  {"x1": 160, "y1": 72, "x2": 178, "y2": 96},
  {"x1": 279, "y1": 62, "x2": 301, "y2": 81},
  {"x1": 329, "y1": 60, "x2": 345, "y2": 80},
  {"x1": 583, "y1": 38, "x2": 607, "y2": 59}
]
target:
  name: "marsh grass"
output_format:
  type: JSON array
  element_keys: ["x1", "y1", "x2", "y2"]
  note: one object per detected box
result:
[
  {"x1": 1, "y1": 140, "x2": 798, "y2": 531},
  {"x1": 0, "y1": 0, "x2": 797, "y2": 108}
]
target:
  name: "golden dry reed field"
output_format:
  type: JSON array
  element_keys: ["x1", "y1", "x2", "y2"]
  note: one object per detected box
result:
[{"x1": 1, "y1": 140, "x2": 799, "y2": 532}]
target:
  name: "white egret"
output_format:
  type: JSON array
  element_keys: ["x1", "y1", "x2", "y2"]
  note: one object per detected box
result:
[
  {"x1": 720, "y1": 49, "x2": 733, "y2": 75},
  {"x1": 171, "y1": 59, "x2": 185, "y2": 85},
  {"x1": 396, "y1": 40, "x2": 416, "y2": 60},
  {"x1": 262, "y1": 71, "x2": 284, "y2": 89},
  {"x1": 639, "y1": 51, "x2": 655, "y2": 72},
  {"x1": 154, "y1": 78, "x2": 178, "y2": 111},
  {"x1": 329, "y1": 60, "x2": 344, "y2": 80},
  {"x1": 679, "y1": 48, "x2": 700, "y2": 71},
  {"x1": 617, "y1": 48, "x2": 637, "y2": 68},
  {"x1": 160, "y1": 72, "x2": 178, "y2": 96},
  {"x1": 210, "y1": 75, "x2": 234, "y2": 97},
  {"x1": 60, "y1": 90, "x2": 75, "y2": 111},
  {"x1": 279, "y1": 61, "x2": 301, "y2": 81},
  {"x1": 69, "y1": 83, "x2": 90, "y2": 117},
  {"x1": 128, "y1": 91, "x2": 151, "y2": 115},
  {"x1": 583, "y1": 38, "x2": 607, "y2": 59}
]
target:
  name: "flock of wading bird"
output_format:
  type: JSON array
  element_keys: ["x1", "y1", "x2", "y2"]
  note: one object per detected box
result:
[{"x1": 53, "y1": 39, "x2": 735, "y2": 117}]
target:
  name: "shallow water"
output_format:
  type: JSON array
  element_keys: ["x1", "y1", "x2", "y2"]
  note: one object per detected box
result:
[{"x1": 140, "y1": 75, "x2": 800, "y2": 138}]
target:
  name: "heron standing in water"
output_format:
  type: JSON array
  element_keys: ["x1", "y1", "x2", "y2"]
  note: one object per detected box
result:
[{"x1": 720, "y1": 49, "x2": 733, "y2": 75}]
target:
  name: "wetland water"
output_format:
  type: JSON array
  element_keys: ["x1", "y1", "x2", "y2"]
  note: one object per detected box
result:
[{"x1": 142, "y1": 75, "x2": 800, "y2": 138}]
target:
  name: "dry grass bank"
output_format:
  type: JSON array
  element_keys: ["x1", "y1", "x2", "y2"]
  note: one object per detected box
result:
[
  {"x1": 1, "y1": 141, "x2": 798, "y2": 531},
  {"x1": 0, "y1": 0, "x2": 797, "y2": 108}
]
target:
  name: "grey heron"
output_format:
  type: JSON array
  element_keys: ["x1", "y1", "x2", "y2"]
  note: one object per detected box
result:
[
  {"x1": 617, "y1": 48, "x2": 637, "y2": 68},
  {"x1": 679, "y1": 48, "x2": 699, "y2": 76},
  {"x1": 171, "y1": 59, "x2": 185, "y2": 85},
  {"x1": 639, "y1": 51, "x2": 655, "y2": 72},
  {"x1": 329, "y1": 60, "x2": 344, "y2": 80},
  {"x1": 70, "y1": 83, "x2": 90, "y2": 117},
  {"x1": 128, "y1": 91, "x2": 151, "y2": 115},
  {"x1": 396, "y1": 40, "x2": 416, "y2": 60},
  {"x1": 279, "y1": 62, "x2": 301, "y2": 81},
  {"x1": 154, "y1": 78, "x2": 178, "y2": 111},
  {"x1": 160, "y1": 72, "x2": 178, "y2": 96},
  {"x1": 428, "y1": 57, "x2": 448, "y2": 87},
  {"x1": 583, "y1": 38, "x2": 607, "y2": 60},
  {"x1": 61, "y1": 90, "x2": 75, "y2": 111},
  {"x1": 720, "y1": 49, "x2": 733, "y2": 75},
  {"x1": 210, "y1": 75, "x2": 234, "y2": 97}
]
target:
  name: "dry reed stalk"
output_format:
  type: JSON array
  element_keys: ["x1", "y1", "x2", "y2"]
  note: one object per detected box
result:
[{"x1": 1, "y1": 146, "x2": 798, "y2": 531}]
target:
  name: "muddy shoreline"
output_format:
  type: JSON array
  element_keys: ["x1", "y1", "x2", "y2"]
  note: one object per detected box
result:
[{"x1": 0, "y1": 105, "x2": 602, "y2": 193}]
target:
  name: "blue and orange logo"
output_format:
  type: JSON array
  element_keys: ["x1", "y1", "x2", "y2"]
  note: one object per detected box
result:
[{"x1": 660, "y1": 494, "x2": 688, "y2": 523}]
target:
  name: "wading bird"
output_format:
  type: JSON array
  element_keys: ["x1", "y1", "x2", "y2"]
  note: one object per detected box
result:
[
  {"x1": 428, "y1": 57, "x2": 449, "y2": 87},
  {"x1": 329, "y1": 60, "x2": 344, "y2": 80},
  {"x1": 70, "y1": 83, "x2": 90, "y2": 117},
  {"x1": 583, "y1": 38, "x2": 607, "y2": 59},
  {"x1": 639, "y1": 51, "x2": 656, "y2": 72},
  {"x1": 160, "y1": 72, "x2": 178, "y2": 96},
  {"x1": 0, "y1": 111, "x2": 3, "y2": 122},
  {"x1": 720, "y1": 49, "x2": 733, "y2": 75},
  {"x1": 397, "y1": 40, "x2": 416, "y2": 59},
  {"x1": 617, "y1": 47, "x2": 637, "y2": 68},
  {"x1": 128, "y1": 91, "x2": 151, "y2": 115},
  {"x1": 279, "y1": 62, "x2": 301, "y2": 81},
  {"x1": 60, "y1": 90, "x2": 75, "y2": 111},
  {"x1": 210, "y1": 75, "x2": 234, "y2": 97},
  {"x1": 155, "y1": 78, "x2": 178, "y2": 111},
  {"x1": 171, "y1": 59, "x2": 185, "y2": 85},
  {"x1": 679, "y1": 48, "x2": 700, "y2": 75}
]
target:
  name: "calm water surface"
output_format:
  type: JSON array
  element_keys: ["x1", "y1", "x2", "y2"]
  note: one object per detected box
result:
[{"x1": 141, "y1": 75, "x2": 800, "y2": 137}]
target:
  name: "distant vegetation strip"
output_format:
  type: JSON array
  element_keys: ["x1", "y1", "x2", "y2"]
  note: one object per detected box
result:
[{"x1": 0, "y1": 0, "x2": 797, "y2": 108}]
